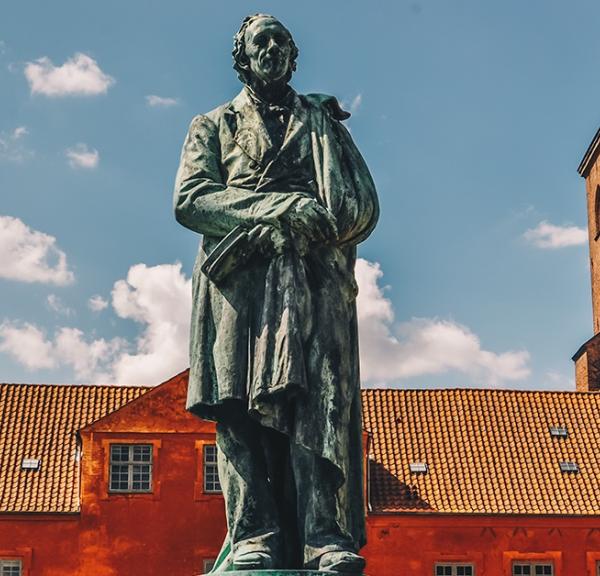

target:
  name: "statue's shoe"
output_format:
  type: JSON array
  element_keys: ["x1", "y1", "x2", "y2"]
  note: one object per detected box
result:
[
  {"x1": 232, "y1": 551, "x2": 274, "y2": 570},
  {"x1": 317, "y1": 551, "x2": 366, "y2": 573}
]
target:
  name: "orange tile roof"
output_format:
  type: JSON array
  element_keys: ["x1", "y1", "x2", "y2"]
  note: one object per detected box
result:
[
  {"x1": 0, "y1": 382, "x2": 148, "y2": 513},
  {"x1": 362, "y1": 388, "x2": 600, "y2": 515},
  {"x1": 3, "y1": 381, "x2": 600, "y2": 516}
]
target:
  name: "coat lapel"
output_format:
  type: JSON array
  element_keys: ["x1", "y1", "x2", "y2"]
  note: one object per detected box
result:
[
  {"x1": 229, "y1": 89, "x2": 272, "y2": 166},
  {"x1": 255, "y1": 93, "x2": 310, "y2": 190},
  {"x1": 278, "y1": 93, "x2": 309, "y2": 158}
]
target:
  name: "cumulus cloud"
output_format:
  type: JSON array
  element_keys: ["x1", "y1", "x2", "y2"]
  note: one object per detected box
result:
[
  {"x1": 524, "y1": 221, "x2": 587, "y2": 249},
  {"x1": 47, "y1": 294, "x2": 74, "y2": 317},
  {"x1": 0, "y1": 322, "x2": 125, "y2": 380},
  {"x1": 0, "y1": 322, "x2": 56, "y2": 370},
  {"x1": 355, "y1": 259, "x2": 530, "y2": 386},
  {"x1": 65, "y1": 143, "x2": 99, "y2": 169},
  {"x1": 0, "y1": 215, "x2": 74, "y2": 285},
  {"x1": 88, "y1": 295, "x2": 108, "y2": 312},
  {"x1": 0, "y1": 263, "x2": 190, "y2": 385},
  {"x1": 24, "y1": 53, "x2": 114, "y2": 97},
  {"x1": 110, "y1": 263, "x2": 191, "y2": 384},
  {"x1": 145, "y1": 95, "x2": 179, "y2": 108},
  {"x1": 0, "y1": 259, "x2": 530, "y2": 388},
  {"x1": 0, "y1": 126, "x2": 33, "y2": 162}
]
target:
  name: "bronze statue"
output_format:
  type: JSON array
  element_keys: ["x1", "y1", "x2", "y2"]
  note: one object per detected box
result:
[{"x1": 174, "y1": 14, "x2": 379, "y2": 573}]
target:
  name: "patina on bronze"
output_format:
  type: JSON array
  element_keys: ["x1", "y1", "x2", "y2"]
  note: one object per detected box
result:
[{"x1": 174, "y1": 14, "x2": 379, "y2": 573}]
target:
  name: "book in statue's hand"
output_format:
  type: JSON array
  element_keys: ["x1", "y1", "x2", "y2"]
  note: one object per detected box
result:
[{"x1": 201, "y1": 225, "x2": 255, "y2": 284}]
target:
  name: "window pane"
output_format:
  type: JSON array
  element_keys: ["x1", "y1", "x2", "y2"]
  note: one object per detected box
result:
[
  {"x1": 133, "y1": 445, "x2": 152, "y2": 462},
  {"x1": 204, "y1": 445, "x2": 222, "y2": 493},
  {"x1": 110, "y1": 445, "x2": 129, "y2": 462},
  {"x1": 109, "y1": 444, "x2": 152, "y2": 492},
  {"x1": 1, "y1": 560, "x2": 22, "y2": 576}
]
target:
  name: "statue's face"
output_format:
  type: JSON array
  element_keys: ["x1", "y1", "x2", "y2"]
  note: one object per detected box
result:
[{"x1": 243, "y1": 18, "x2": 293, "y2": 85}]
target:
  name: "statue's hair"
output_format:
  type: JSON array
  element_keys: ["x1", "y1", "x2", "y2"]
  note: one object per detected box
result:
[{"x1": 232, "y1": 14, "x2": 298, "y2": 85}]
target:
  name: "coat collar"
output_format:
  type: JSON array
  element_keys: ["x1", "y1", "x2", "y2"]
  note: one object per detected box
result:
[{"x1": 228, "y1": 87, "x2": 309, "y2": 166}]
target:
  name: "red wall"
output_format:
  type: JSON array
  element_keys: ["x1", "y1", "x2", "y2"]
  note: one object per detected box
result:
[
  {"x1": 3, "y1": 508, "x2": 600, "y2": 575},
  {"x1": 2, "y1": 375, "x2": 600, "y2": 575}
]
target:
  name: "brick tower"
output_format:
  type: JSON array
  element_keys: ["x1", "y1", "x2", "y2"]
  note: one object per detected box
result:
[{"x1": 573, "y1": 128, "x2": 600, "y2": 391}]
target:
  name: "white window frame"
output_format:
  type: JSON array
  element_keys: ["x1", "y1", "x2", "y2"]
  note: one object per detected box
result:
[
  {"x1": 434, "y1": 563, "x2": 474, "y2": 576},
  {"x1": 109, "y1": 444, "x2": 153, "y2": 493},
  {"x1": 512, "y1": 562, "x2": 553, "y2": 575},
  {"x1": 203, "y1": 444, "x2": 222, "y2": 494},
  {"x1": 0, "y1": 559, "x2": 22, "y2": 576}
]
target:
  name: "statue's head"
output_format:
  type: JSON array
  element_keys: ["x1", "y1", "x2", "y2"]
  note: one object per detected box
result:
[{"x1": 233, "y1": 14, "x2": 298, "y2": 87}]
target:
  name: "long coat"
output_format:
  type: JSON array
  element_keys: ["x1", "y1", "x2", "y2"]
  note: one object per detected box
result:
[{"x1": 174, "y1": 87, "x2": 379, "y2": 549}]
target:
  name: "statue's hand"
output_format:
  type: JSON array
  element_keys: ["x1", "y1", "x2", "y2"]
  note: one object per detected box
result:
[
  {"x1": 248, "y1": 224, "x2": 290, "y2": 256},
  {"x1": 286, "y1": 198, "x2": 338, "y2": 244}
]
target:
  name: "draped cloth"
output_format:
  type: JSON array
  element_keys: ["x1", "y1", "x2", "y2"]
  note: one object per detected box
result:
[{"x1": 174, "y1": 89, "x2": 379, "y2": 562}]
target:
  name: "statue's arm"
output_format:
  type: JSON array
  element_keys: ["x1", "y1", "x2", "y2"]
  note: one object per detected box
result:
[
  {"x1": 174, "y1": 114, "x2": 306, "y2": 237},
  {"x1": 332, "y1": 119, "x2": 380, "y2": 246}
]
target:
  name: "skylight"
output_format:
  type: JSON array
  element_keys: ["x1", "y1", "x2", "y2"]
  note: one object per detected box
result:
[
  {"x1": 549, "y1": 426, "x2": 568, "y2": 438},
  {"x1": 559, "y1": 461, "x2": 579, "y2": 473},
  {"x1": 409, "y1": 462, "x2": 428, "y2": 474},
  {"x1": 21, "y1": 458, "x2": 41, "y2": 471}
]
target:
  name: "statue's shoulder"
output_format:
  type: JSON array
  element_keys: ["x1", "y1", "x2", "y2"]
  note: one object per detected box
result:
[
  {"x1": 303, "y1": 93, "x2": 351, "y2": 121},
  {"x1": 189, "y1": 101, "x2": 230, "y2": 129}
]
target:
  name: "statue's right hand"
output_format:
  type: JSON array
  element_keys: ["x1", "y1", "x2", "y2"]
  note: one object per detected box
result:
[{"x1": 247, "y1": 224, "x2": 290, "y2": 256}]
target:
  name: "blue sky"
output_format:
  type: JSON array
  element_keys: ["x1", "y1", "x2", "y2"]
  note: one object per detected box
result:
[{"x1": 0, "y1": 0, "x2": 598, "y2": 389}]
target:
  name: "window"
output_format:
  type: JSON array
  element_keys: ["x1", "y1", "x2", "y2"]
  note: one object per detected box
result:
[
  {"x1": 512, "y1": 563, "x2": 553, "y2": 575},
  {"x1": 559, "y1": 461, "x2": 579, "y2": 473},
  {"x1": 109, "y1": 444, "x2": 152, "y2": 492},
  {"x1": 435, "y1": 564, "x2": 473, "y2": 576},
  {"x1": 0, "y1": 560, "x2": 22, "y2": 576},
  {"x1": 204, "y1": 444, "x2": 222, "y2": 493},
  {"x1": 203, "y1": 559, "x2": 216, "y2": 573},
  {"x1": 548, "y1": 426, "x2": 568, "y2": 439},
  {"x1": 595, "y1": 185, "x2": 600, "y2": 239}
]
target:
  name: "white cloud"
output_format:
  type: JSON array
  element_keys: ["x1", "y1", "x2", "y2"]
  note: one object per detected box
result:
[
  {"x1": 12, "y1": 126, "x2": 27, "y2": 139},
  {"x1": 110, "y1": 263, "x2": 191, "y2": 384},
  {"x1": 145, "y1": 95, "x2": 179, "y2": 108},
  {"x1": 24, "y1": 53, "x2": 114, "y2": 97},
  {"x1": 349, "y1": 94, "x2": 362, "y2": 114},
  {"x1": 355, "y1": 259, "x2": 530, "y2": 386},
  {"x1": 0, "y1": 322, "x2": 125, "y2": 380},
  {"x1": 0, "y1": 259, "x2": 531, "y2": 388},
  {"x1": 0, "y1": 216, "x2": 74, "y2": 285},
  {"x1": 66, "y1": 143, "x2": 99, "y2": 169},
  {"x1": 0, "y1": 263, "x2": 190, "y2": 385},
  {"x1": 341, "y1": 94, "x2": 363, "y2": 117},
  {"x1": 0, "y1": 322, "x2": 56, "y2": 370},
  {"x1": 88, "y1": 295, "x2": 108, "y2": 312},
  {"x1": 47, "y1": 294, "x2": 74, "y2": 317},
  {"x1": 524, "y1": 220, "x2": 587, "y2": 249},
  {"x1": 0, "y1": 126, "x2": 33, "y2": 162}
]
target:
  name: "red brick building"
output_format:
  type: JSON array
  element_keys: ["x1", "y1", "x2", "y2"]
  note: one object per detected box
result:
[
  {"x1": 2, "y1": 371, "x2": 600, "y2": 576},
  {"x1": 2, "y1": 129, "x2": 600, "y2": 576}
]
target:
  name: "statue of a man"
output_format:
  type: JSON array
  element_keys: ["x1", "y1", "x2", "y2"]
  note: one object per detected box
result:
[{"x1": 174, "y1": 14, "x2": 379, "y2": 573}]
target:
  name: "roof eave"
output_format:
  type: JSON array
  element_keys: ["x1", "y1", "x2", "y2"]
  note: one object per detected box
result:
[{"x1": 578, "y1": 127, "x2": 600, "y2": 177}]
